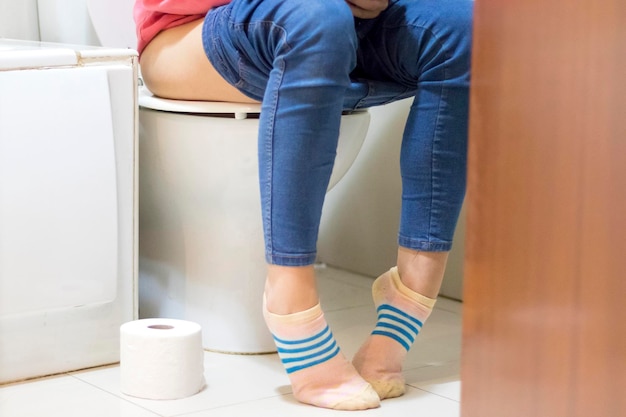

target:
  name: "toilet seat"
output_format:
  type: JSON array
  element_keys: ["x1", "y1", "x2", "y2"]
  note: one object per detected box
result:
[{"x1": 139, "y1": 86, "x2": 262, "y2": 119}]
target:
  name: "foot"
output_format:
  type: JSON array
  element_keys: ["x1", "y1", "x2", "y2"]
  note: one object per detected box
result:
[
  {"x1": 352, "y1": 267, "x2": 436, "y2": 399},
  {"x1": 264, "y1": 298, "x2": 380, "y2": 410}
]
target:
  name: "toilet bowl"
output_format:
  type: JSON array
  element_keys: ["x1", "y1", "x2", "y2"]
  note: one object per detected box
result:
[{"x1": 87, "y1": 0, "x2": 370, "y2": 353}]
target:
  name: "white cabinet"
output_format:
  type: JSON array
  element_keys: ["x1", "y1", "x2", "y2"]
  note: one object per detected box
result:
[{"x1": 0, "y1": 39, "x2": 137, "y2": 383}]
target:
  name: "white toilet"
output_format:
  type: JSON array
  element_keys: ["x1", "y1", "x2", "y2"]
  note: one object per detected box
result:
[{"x1": 87, "y1": 0, "x2": 370, "y2": 353}]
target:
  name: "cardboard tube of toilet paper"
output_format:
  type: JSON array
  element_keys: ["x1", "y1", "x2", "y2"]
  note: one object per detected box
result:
[{"x1": 120, "y1": 318, "x2": 204, "y2": 400}]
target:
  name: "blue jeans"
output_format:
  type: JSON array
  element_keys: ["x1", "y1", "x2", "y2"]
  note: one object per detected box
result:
[{"x1": 203, "y1": 0, "x2": 473, "y2": 266}]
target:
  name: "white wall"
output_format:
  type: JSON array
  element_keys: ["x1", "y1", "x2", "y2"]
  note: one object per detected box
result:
[
  {"x1": 0, "y1": 0, "x2": 100, "y2": 45},
  {"x1": 37, "y1": 0, "x2": 99, "y2": 45},
  {"x1": 318, "y1": 99, "x2": 466, "y2": 300},
  {"x1": 0, "y1": 0, "x2": 40, "y2": 40}
]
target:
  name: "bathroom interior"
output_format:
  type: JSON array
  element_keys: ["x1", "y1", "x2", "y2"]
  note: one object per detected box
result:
[
  {"x1": 0, "y1": 0, "x2": 464, "y2": 415},
  {"x1": 4, "y1": 0, "x2": 623, "y2": 416}
]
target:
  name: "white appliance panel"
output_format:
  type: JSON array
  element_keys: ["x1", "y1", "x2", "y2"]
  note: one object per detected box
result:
[
  {"x1": 0, "y1": 39, "x2": 137, "y2": 384},
  {"x1": 0, "y1": 67, "x2": 118, "y2": 316}
]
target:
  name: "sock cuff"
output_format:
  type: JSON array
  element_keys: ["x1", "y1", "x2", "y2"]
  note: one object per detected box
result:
[
  {"x1": 263, "y1": 296, "x2": 323, "y2": 325},
  {"x1": 390, "y1": 267, "x2": 437, "y2": 310}
]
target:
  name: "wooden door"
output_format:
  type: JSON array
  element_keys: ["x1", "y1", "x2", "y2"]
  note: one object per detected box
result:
[{"x1": 461, "y1": 1, "x2": 626, "y2": 416}]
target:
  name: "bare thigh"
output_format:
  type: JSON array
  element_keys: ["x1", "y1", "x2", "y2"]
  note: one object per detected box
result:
[{"x1": 140, "y1": 19, "x2": 259, "y2": 103}]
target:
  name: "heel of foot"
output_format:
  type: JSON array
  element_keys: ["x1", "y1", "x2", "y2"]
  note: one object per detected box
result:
[
  {"x1": 371, "y1": 268, "x2": 392, "y2": 306},
  {"x1": 369, "y1": 377, "x2": 406, "y2": 400}
]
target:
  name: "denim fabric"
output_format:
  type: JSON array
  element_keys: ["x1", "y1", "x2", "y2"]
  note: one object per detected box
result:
[{"x1": 203, "y1": 0, "x2": 473, "y2": 266}]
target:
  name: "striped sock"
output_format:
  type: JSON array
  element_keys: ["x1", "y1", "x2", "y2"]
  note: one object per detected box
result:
[
  {"x1": 373, "y1": 303, "x2": 424, "y2": 351},
  {"x1": 263, "y1": 298, "x2": 380, "y2": 410},
  {"x1": 352, "y1": 267, "x2": 436, "y2": 399}
]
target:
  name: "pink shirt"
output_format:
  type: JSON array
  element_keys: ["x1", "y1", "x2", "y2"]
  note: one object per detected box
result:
[{"x1": 134, "y1": 0, "x2": 232, "y2": 55}]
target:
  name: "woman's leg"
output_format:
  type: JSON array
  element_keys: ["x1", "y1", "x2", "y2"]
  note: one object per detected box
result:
[
  {"x1": 204, "y1": 0, "x2": 357, "y2": 265},
  {"x1": 350, "y1": 0, "x2": 473, "y2": 399},
  {"x1": 203, "y1": 0, "x2": 380, "y2": 409}
]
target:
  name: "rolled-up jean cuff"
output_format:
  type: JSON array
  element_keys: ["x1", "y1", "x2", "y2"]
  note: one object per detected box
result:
[
  {"x1": 398, "y1": 235, "x2": 453, "y2": 252},
  {"x1": 266, "y1": 252, "x2": 318, "y2": 267}
]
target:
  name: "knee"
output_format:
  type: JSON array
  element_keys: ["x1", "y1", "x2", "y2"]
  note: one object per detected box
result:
[
  {"x1": 274, "y1": 1, "x2": 357, "y2": 74},
  {"x1": 416, "y1": 1, "x2": 474, "y2": 83},
  {"x1": 282, "y1": 1, "x2": 357, "y2": 49}
]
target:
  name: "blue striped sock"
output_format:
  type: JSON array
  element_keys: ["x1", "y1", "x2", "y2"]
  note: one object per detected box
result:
[
  {"x1": 263, "y1": 299, "x2": 380, "y2": 410},
  {"x1": 352, "y1": 267, "x2": 436, "y2": 400},
  {"x1": 273, "y1": 324, "x2": 341, "y2": 374},
  {"x1": 372, "y1": 304, "x2": 424, "y2": 351}
]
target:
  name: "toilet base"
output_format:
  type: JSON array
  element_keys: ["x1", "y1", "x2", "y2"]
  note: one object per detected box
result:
[
  {"x1": 136, "y1": 107, "x2": 370, "y2": 353},
  {"x1": 137, "y1": 109, "x2": 275, "y2": 353}
]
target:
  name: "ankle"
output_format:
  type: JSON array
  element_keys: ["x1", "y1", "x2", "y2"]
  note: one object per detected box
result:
[
  {"x1": 388, "y1": 267, "x2": 437, "y2": 309},
  {"x1": 265, "y1": 264, "x2": 319, "y2": 314},
  {"x1": 396, "y1": 248, "x2": 448, "y2": 298}
]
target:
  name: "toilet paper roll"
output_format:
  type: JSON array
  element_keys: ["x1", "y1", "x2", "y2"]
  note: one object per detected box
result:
[{"x1": 120, "y1": 318, "x2": 205, "y2": 400}]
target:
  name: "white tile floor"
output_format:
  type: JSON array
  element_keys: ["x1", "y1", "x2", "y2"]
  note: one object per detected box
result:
[{"x1": 0, "y1": 266, "x2": 462, "y2": 417}]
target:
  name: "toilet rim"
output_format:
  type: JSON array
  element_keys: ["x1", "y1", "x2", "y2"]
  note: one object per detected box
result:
[
  {"x1": 139, "y1": 86, "x2": 262, "y2": 118},
  {"x1": 139, "y1": 87, "x2": 369, "y2": 119}
]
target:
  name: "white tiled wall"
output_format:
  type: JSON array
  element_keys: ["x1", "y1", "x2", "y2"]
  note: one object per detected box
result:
[
  {"x1": 36, "y1": 0, "x2": 100, "y2": 45},
  {"x1": 0, "y1": 0, "x2": 39, "y2": 40}
]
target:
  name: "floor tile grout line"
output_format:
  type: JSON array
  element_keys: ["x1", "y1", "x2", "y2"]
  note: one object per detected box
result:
[
  {"x1": 67, "y1": 367, "x2": 298, "y2": 416},
  {"x1": 319, "y1": 279, "x2": 375, "y2": 292},
  {"x1": 0, "y1": 370, "x2": 79, "y2": 389},
  {"x1": 432, "y1": 297, "x2": 463, "y2": 315},
  {"x1": 411, "y1": 386, "x2": 461, "y2": 404},
  {"x1": 319, "y1": 266, "x2": 462, "y2": 315},
  {"x1": 170, "y1": 396, "x2": 298, "y2": 417},
  {"x1": 401, "y1": 359, "x2": 461, "y2": 373},
  {"x1": 316, "y1": 264, "x2": 376, "y2": 289},
  {"x1": 402, "y1": 360, "x2": 461, "y2": 402},
  {"x1": 67, "y1": 373, "x2": 166, "y2": 417}
]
